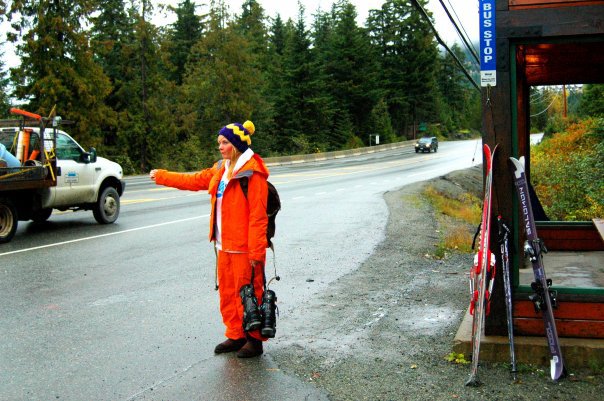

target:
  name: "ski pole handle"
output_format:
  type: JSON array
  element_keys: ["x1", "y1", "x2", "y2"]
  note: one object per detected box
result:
[
  {"x1": 497, "y1": 215, "x2": 510, "y2": 240},
  {"x1": 10, "y1": 108, "x2": 42, "y2": 121}
]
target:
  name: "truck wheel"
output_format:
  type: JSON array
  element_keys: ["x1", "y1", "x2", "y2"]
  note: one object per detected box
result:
[
  {"x1": 32, "y1": 208, "x2": 53, "y2": 223},
  {"x1": 0, "y1": 198, "x2": 18, "y2": 243},
  {"x1": 93, "y1": 186, "x2": 120, "y2": 224}
]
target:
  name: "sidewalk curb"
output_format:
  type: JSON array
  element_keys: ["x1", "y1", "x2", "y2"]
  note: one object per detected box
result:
[{"x1": 453, "y1": 308, "x2": 604, "y2": 369}]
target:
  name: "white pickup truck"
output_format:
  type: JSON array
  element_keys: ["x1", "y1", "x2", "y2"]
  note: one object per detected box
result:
[{"x1": 0, "y1": 108, "x2": 126, "y2": 243}]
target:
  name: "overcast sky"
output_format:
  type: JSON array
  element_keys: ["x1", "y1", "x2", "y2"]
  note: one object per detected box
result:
[{"x1": 1, "y1": 0, "x2": 479, "y2": 68}]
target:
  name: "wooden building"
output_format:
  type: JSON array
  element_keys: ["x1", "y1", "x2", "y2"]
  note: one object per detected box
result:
[{"x1": 483, "y1": 0, "x2": 604, "y2": 338}]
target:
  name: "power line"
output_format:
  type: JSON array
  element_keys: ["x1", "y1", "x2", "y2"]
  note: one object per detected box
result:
[
  {"x1": 445, "y1": 0, "x2": 478, "y2": 54},
  {"x1": 438, "y1": 0, "x2": 480, "y2": 66},
  {"x1": 530, "y1": 97, "x2": 557, "y2": 117},
  {"x1": 410, "y1": 0, "x2": 480, "y2": 91}
]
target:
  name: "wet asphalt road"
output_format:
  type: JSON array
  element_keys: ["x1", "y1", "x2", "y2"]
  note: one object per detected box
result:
[{"x1": 0, "y1": 140, "x2": 480, "y2": 400}]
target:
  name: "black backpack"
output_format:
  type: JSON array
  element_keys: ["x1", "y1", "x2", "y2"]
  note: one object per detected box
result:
[{"x1": 239, "y1": 176, "x2": 281, "y2": 248}]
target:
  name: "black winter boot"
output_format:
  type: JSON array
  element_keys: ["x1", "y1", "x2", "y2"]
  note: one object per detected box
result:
[{"x1": 214, "y1": 338, "x2": 246, "y2": 354}]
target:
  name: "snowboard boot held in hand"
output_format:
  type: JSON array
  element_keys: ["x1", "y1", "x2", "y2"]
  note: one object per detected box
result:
[
  {"x1": 260, "y1": 289, "x2": 277, "y2": 338},
  {"x1": 240, "y1": 284, "x2": 262, "y2": 332}
]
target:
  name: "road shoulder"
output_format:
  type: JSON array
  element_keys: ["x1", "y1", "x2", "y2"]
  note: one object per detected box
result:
[{"x1": 270, "y1": 167, "x2": 604, "y2": 401}]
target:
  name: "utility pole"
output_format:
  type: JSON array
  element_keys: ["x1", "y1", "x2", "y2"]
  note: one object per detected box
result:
[{"x1": 563, "y1": 85, "x2": 567, "y2": 118}]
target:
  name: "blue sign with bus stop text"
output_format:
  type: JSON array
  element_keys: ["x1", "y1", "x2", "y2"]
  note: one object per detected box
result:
[{"x1": 479, "y1": 0, "x2": 496, "y2": 86}]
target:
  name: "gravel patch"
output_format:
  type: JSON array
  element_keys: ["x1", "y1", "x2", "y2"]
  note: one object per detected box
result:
[{"x1": 270, "y1": 167, "x2": 604, "y2": 401}]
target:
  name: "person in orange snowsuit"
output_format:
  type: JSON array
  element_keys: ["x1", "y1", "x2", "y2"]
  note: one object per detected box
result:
[{"x1": 149, "y1": 121, "x2": 269, "y2": 358}]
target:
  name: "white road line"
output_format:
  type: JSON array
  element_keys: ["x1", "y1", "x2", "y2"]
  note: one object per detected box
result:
[{"x1": 0, "y1": 215, "x2": 208, "y2": 256}]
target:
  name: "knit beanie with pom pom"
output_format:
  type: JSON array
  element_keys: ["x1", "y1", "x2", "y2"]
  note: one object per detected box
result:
[{"x1": 218, "y1": 121, "x2": 255, "y2": 153}]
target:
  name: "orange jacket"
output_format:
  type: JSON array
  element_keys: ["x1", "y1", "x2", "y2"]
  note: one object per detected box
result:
[{"x1": 154, "y1": 154, "x2": 269, "y2": 261}]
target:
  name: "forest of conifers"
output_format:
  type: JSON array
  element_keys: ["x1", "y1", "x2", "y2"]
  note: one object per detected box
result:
[{"x1": 1, "y1": 0, "x2": 483, "y2": 173}]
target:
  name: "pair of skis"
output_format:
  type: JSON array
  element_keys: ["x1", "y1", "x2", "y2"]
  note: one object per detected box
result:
[
  {"x1": 466, "y1": 144, "x2": 498, "y2": 387},
  {"x1": 509, "y1": 156, "x2": 567, "y2": 381},
  {"x1": 465, "y1": 146, "x2": 566, "y2": 386}
]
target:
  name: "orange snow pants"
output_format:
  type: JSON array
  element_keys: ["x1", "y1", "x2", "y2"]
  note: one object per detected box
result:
[{"x1": 217, "y1": 250, "x2": 266, "y2": 341}]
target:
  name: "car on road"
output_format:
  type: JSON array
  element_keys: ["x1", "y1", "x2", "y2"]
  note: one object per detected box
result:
[{"x1": 415, "y1": 137, "x2": 438, "y2": 153}]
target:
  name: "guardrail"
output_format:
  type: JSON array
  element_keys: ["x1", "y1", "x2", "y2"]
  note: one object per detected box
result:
[{"x1": 264, "y1": 139, "x2": 415, "y2": 166}]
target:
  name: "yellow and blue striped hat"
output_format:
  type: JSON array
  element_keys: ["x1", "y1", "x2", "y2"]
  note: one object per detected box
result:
[{"x1": 219, "y1": 121, "x2": 255, "y2": 152}]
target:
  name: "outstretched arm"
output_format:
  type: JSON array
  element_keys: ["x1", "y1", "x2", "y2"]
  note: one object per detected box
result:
[{"x1": 149, "y1": 166, "x2": 217, "y2": 191}]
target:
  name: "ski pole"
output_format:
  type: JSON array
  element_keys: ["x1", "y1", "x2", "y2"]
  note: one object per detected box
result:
[{"x1": 498, "y1": 215, "x2": 518, "y2": 381}]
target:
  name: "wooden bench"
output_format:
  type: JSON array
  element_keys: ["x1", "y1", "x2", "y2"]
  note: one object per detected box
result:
[
  {"x1": 512, "y1": 220, "x2": 604, "y2": 338},
  {"x1": 536, "y1": 222, "x2": 604, "y2": 251},
  {"x1": 514, "y1": 300, "x2": 604, "y2": 338}
]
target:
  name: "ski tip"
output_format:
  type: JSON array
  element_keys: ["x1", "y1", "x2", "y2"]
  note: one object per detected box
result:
[
  {"x1": 465, "y1": 376, "x2": 482, "y2": 387},
  {"x1": 482, "y1": 143, "x2": 499, "y2": 155},
  {"x1": 509, "y1": 156, "x2": 525, "y2": 178},
  {"x1": 492, "y1": 143, "x2": 499, "y2": 156},
  {"x1": 509, "y1": 156, "x2": 523, "y2": 168}
]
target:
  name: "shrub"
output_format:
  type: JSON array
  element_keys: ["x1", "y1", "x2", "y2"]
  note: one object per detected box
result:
[{"x1": 532, "y1": 118, "x2": 604, "y2": 221}]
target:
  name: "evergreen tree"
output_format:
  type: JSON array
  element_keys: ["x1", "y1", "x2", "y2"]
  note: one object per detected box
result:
[
  {"x1": 578, "y1": 84, "x2": 604, "y2": 117},
  {"x1": 307, "y1": 8, "x2": 340, "y2": 151},
  {"x1": 236, "y1": 0, "x2": 268, "y2": 58},
  {"x1": 370, "y1": 98, "x2": 396, "y2": 143},
  {"x1": 437, "y1": 43, "x2": 479, "y2": 134},
  {"x1": 269, "y1": 14, "x2": 286, "y2": 56},
  {"x1": 367, "y1": 1, "x2": 408, "y2": 135},
  {"x1": 181, "y1": 2, "x2": 266, "y2": 165},
  {"x1": 322, "y1": 1, "x2": 380, "y2": 146},
  {"x1": 115, "y1": 0, "x2": 175, "y2": 172},
  {"x1": 90, "y1": 0, "x2": 133, "y2": 86},
  {"x1": 7, "y1": 0, "x2": 112, "y2": 147},
  {"x1": 167, "y1": 0, "x2": 204, "y2": 85},
  {"x1": 277, "y1": 5, "x2": 316, "y2": 154},
  {"x1": 367, "y1": 0, "x2": 438, "y2": 138},
  {"x1": 234, "y1": 0, "x2": 274, "y2": 154},
  {"x1": 90, "y1": 0, "x2": 133, "y2": 150},
  {"x1": 530, "y1": 87, "x2": 549, "y2": 132},
  {"x1": 263, "y1": 14, "x2": 289, "y2": 154}
]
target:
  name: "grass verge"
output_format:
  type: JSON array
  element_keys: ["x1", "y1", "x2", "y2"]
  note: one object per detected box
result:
[{"x1": 422, "y1": 184, "x2": 482, "y2": 258}]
